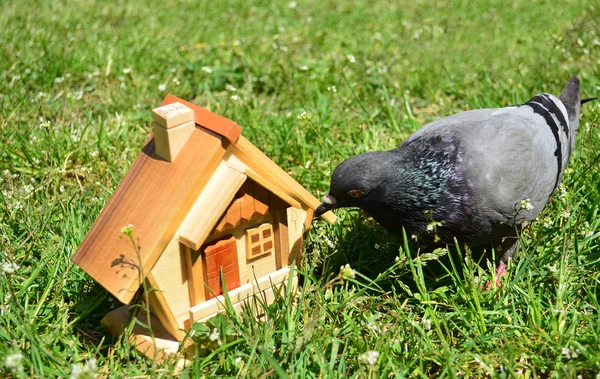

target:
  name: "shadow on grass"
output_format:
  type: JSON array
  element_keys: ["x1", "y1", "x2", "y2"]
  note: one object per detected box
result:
[{"x1": 307, "y1": 210, "x2": 496, "y2": 296}]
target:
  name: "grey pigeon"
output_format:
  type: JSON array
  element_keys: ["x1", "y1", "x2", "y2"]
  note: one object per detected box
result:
[{"x1": 315, "y1": 76, "x2": 584, "y2": 267}]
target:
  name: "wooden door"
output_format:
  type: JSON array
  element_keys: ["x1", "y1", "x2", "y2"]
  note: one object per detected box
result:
[{"x1": 204, "y1": 236, "x2": 240, "y2": 299}]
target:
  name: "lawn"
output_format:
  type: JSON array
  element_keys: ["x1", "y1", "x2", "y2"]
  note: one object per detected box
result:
[{"x1": 1, "y1": 0, "x2": 599, "y2": 377}]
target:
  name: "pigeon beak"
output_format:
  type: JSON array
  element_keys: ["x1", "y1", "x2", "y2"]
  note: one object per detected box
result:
[{"x1": 315, "y1": 194, "x2": 338, "y2": 217}]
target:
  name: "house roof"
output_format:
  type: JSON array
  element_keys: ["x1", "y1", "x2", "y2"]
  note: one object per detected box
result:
[{"x1": 72, "y1": 95, "x2": 335, "y2": 304}]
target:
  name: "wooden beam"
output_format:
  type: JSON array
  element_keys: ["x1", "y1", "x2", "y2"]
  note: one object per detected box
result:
[
  {"x1": 229, "y1": 136, "x2": 336, "y2": 223},
  {"x1": 72, "y1": 128, "x2": 226, "y2": 304},
  {"x1": 146, "y1": 273, "x2": 185, "y2": 341},
  {"x1": 101, "y1": 305, "x2": 193, "y2": 367},
  {"x1": 227, "y1": 155, "x2": 302, "y2": 209},
  {"x1": 178, "y1": 156, "x2": 247, "y2": 250},
  {"x1": 273, "y1": 209, "x2": 290, "y2": 269}
]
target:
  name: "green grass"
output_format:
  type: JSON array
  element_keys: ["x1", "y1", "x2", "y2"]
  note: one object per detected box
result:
[{"x1": 1, "y1": 0, "x2": 600, "y2": 377}]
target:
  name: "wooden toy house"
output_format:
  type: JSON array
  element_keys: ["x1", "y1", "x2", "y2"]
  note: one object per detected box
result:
[{"x1": 72, "y1": 95, "x2": 335, "y2": 359}]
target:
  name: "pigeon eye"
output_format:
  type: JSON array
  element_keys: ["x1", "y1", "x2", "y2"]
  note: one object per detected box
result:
[{"x1": 348, "y1": 190, "x2": 362, "y2": 198}]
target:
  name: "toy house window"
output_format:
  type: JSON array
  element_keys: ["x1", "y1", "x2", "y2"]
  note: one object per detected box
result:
[{"x1": 245, "y1": 223, "x2": 274, "y2": 260}]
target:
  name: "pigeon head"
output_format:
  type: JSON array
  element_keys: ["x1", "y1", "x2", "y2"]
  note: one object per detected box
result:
[{"x1": 315, "y1": 151, "x2": 394, "y2": 217}]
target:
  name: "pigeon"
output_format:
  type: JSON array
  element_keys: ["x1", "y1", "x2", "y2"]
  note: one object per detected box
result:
[{"x1": 315, "y1": 76, "x2": 586, "y2": 274}]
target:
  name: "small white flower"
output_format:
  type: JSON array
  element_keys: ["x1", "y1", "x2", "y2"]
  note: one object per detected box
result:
[
  {"x1": 339, "y1": 264, "x2": 355, "y2": 280},
  {"x1": 5, "y1": 353, "x2": 23, "y2": 370},
  {"x1": 60, "y1": 186, "x2": 65, "y2": 193},
  {"x1": 70, "y1": 358, "x2": 97, "y2": 379},
  {"x1": 324, "y1": 236, "x2": 335, "y2": 249},
  {"x1": 201, "y1": 66, "x2": 212, "y2": 73},
  {"x1": 231, "y1": 94, "x2": 240, "y2": 101},
  {"x1": 209, "y1": 328, "x2": 220, "y2": 341},
  {"x1": 24, "y1": 184, "x2": 34, "y2": 193},
  {"x1": 120, "y1": 224, "x2": 134, "y2": 236},
  {"x1": 299, "y1": 65, "x2": 309, "y2": 71},
  {"x1": 32, "y1": 157, "x2": 40, "y2": 165},
  {"x1": 561, "y1": 210, "x2": 571, "y2": 218},
  {"x1": 172, "y1": 78, "x2": 181, "y2": 86},
  {"x1": 122, "y1": 68, "x2": 132, "y2": 74},
  {"x1": 297, "y1": 111, "x2": 307, "y2": 120},
  {"x1": 327, "y1": 85, "x2": 337, "y2": 93},
  {"x1": 346, "y1": 54, "x2": 356, "y2": 63},
  {"x1": 561, "y1": 346, "x2": 580, "y2": 360},
  {"x1": 72, "y1": 133, "x2": 80, "y2": 142},
  {"x1": 234, "y1": 356, "x2": 243, "y2": 365},
  {"x1": 225, "y1": 84, "x2": 237, "y2": 92},
  {"x1": 359, "y1": 350, "x2": 379, "y2": 366},
  {"x1": 14, "y1": 201, "x2": 23, "y2": 211},
  {"x1": 1, "y1": 261, "x2": 20, "y2": 275},
  {"x1": 288, "y1": 1, "x2": 297, "y2": 9},
  {"x1": 421, "y1": 317, "x2": 432, "y2": 331},
  {"x1": 90, "y1": 151, "x2": 98, "y2": 157},
  {"x1": 158, "y1": 83, "x2": 167, "y2": 92},
  {"x1": 54, "y1": 77, "x2": 65, "y2": 84},
  {"x1": 519, "y1": 199, "x2": 534, "y2": 211}
]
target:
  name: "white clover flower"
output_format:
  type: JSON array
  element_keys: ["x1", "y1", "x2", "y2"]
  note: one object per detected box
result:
[
  {"x1": 299, "y1": 65, "x2": 309, "y2": 71},
  {"x1": 422, "y1": 317, "x2": 432, "y2": 331},
  {"x1": 561, "y1": 346, "x2": 580, "y2": 360},
  {"x1": 209, "y1": 328, "x2": 220, "y2": 341},
  {"x1": 158, "y1": 83, "x2": 167, "y2": 92},
  {"x1": 359, "y1": 350, "x2": 379, "y2": 366},
  {"x1": 70, "y1": 358, "x2": 97, "y2": 379},
  {"x1": 201, "y1": 66, "x2": 212, "y2": 73},
  {"x1": 5, "y1": 353, "x2": 23, "y2": 370},
  {"x1": 1, "y1": 261, "x2": 20, "y2": 275},
  {"x1": 225, "y1": 84, "x2": 237, "y2": 92},
  {"x1": 346, "y1": 54, "x2": 356, "y2": 63},
  {"x1": 519, "y1": 199, "x2": 534, "y2": 211}
]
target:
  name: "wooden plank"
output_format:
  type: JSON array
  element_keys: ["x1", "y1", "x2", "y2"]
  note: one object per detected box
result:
[
  {"x1": 146, "y1": 273, "x2": 186, "y2": 341},
  {"x1": 189, "y1": 282, "x2": 254, "y2": 322},
  {"x1": 185, "y1": 245, "x2": 204, "y2": 308},
  {"x1": 149, "y1": 235, "x2": 190, "y2": 328},
  {"x1": 273, "y1": 209, "x2": 289, "y2": 269},
  {"x1": 227, "y1": 155, "x2": 302, "y2": 209},
  {"x1": 153, "y1": 121, "x2": 195, "y2": 162},
  {"x1": 101, "y1": 305, "x2": 192, "y2": 367},
  {"x1": 152, "y1": 102, "x2": 194, "y2": 129},
  {"x1": 190, "y1": 267, "x2": 296, "y2": 323},
  {"x1": 72, "y1": 128, "x2": 226, "y2": 304},
  {"x1": 161, "y1": 94, "x2": 242, "y2": 143},
  {"x1": 229, "y1": 136, "x2": 336, "y2": 223},
  {"x1": 286, "y1": 207, "x2": 306, "y2": 265},
  {"x1": 178, "y1": 156, "x2": 247, "y2": 250}
]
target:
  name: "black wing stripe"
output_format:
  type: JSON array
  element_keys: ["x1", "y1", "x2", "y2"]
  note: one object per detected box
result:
[
  {"x1": 538, "y1": 94, "x2": 569, "y2": 135},
  {"x1": 525, "y1": 100, "x2": 562, "y2": 191}
]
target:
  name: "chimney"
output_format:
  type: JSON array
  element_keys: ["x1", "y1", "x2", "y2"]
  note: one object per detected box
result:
[{"x1": 151, "y1": 102, "x2": 195, "y2": 162}]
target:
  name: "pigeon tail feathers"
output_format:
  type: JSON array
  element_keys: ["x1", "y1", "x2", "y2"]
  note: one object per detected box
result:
[{"x1": 559, "y1": 75, "x2": 581, "y2": 129}]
